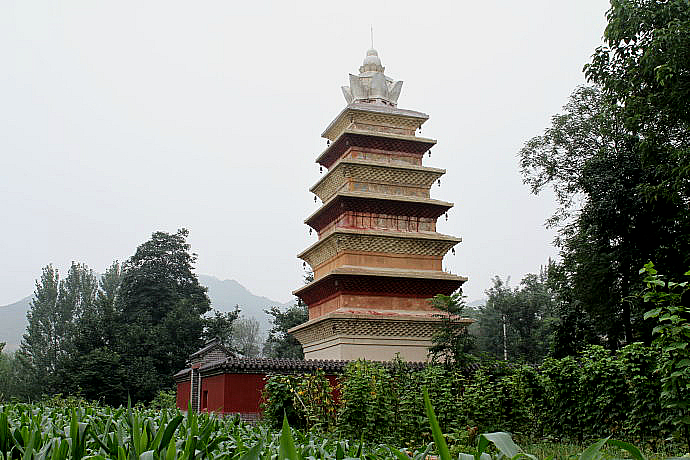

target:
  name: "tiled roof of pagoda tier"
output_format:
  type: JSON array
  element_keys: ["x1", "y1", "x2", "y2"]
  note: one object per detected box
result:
[
  {"x1": 322, "y1": 103, "x2": 430, "y2": 141},
  {"x1": 293, "y1": 266, "x2": 467, "y2": 305},
  {"x1": 305, "y1": 192, "x2": 453, "y2": 233},
  {"x1": 311, "y1": 159, "x2": 445, "y2": 202},
  {"x1": 298, "y1": 228, "x2": 461, "y2": 271},
  {"x1": 316, "y1": 130, "x2": 436, "y2": 169}
]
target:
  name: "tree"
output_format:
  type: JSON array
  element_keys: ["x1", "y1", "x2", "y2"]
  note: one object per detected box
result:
[
  {"x1": 18, "y1": 265, "x2": 59, "y2": 397},
  {"x1": 263, "y1": 303, "x2": 308, "y2": 359},
  {"x1": 477, "y1": 277, "x2": 514, "y2": 361},
  {"x1": 428, "y1": 292, "x2": 475, "y2": 367},
  {"x1": 202, "y1": 308, "x2": 239, "y2": 348},
  {"x1": 0, "y1": 348, "x2": 22, "y2": 401},
  {"x1": 263, "y1": 272, "x2": 311, "y2": 359},
  {"x1": 477, "y1": 269, "x2": 558, "y2": 363},
  {"x1": 115, "y1": 228, "x2": 211, "y2": 402},
  {"x1": 585, "y1": 0, "x2": 690, "y2": 207},
  {"x1": 520, "y1": 1, "x2": 689, "y2": 354},
  {"x1": 59, "y1": 262, "x2": 126, "y2": 405},
  {"x1": 18, "y1": 263, "x2": 98, "y2": 397},
  {"x1": 520, "y1": 83, "x2": 688, "y2": 351},
  {"x1": 232, "y1": 317, "x2": 261, "y2": 357}
]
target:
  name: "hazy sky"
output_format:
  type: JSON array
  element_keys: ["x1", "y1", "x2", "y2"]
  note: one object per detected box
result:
[{"x1": 0, "y1": 1, "x2": 610, "y2": 306}]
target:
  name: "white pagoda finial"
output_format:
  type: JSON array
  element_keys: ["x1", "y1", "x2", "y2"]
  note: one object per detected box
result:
[{"x1": 341, "y1": 48, "x2": 403, "y2": 107}]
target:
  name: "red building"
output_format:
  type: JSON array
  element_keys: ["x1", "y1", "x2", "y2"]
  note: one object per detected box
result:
[
  {"x1": 174, "y1": 338, "x2": 346, "y2": 418},
  {"x1": 174, "y1": 338, "x2": 426, "y2": 418}
]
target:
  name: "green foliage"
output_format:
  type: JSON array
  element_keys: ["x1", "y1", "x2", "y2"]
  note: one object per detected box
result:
[
  {"x1": 18, "y1": 262, "x2": 99, "y2": 399},
  {"x1": 337, "y1": 360, "x2": 397, "y2": 443},
  {"x1": 477, "y1": 270, "x2": 558, "y2": 364},
  {"x1": 263, "y1": 271, "x2": 312, "y2": 360},
  {"x1": 640, "y1": 262, "x2": 690, "y2": 450},
  {"x1": 0, "y1": 397, "x2": 683, "y2": 460},
  {"x1": 116, "y1": 229, "x2": 211, "y2": 402},
  {"x1": 261, "y1": 371, "x2": 337, "y2": 433},
  {"x1": 150, "y1": 389, "x2": 178, "y2": 410},
  {"x1": 585, "y1": 0, "x2": 690, "y2": 206},
  {"x1": 618, "y1": 342, "x2": 664, "y2": 447},
  {"x1": 429, "y1": 293, "x2": 475, "y2": 367},
  {"x1": 260, "y1": 350, "x2": 684, "y2": 448},
  {"x1": 262, "y1": 303, "x2": 308, "y2": 359},
  {"x1": 261, "y1": 374, "x2": 306, "y2": 429},
  {"x1": 460, "y1": 363, "x2": 545, "y2": 439},
  {"x1": 520, "y1": 85, "x2": 666, "y2": 350},
  {"x1": 0, "y1": 350, "x2": 22, "y2": 402},
  {"x1": 520, "y1": 0, "x2": 690, "y2": 355},
  {"x1": 17, "y1": 229, "x2": 215, "y2": 405},
  {"x1": 336, "y1": 359, "x2": 463, "y2": 445},
  {"x1": 293, "y1": 371, "x2": 337, "y2": 432},
  {"x1": 202, "y1": 308, "x2": 239, "y2": 349}
]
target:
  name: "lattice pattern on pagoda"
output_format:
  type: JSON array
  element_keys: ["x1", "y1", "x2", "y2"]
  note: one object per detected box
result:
[
  {"x1": 289, "y1": 48, "x2": 468, "y2": 362},
  {"x1": 311, "y1": 159, "x2": 445, "y2": 202}
]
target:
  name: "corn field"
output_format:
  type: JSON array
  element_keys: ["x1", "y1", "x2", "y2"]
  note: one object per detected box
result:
[
  {"x1": 0, "y1": 401, "x2": 436, "y2": 460},
  {"x1": 0, "y1": 397, "x2": 679, "y2": 460}
]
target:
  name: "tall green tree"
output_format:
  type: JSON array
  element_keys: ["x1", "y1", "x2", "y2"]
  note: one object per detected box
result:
[
  {"x1": 18, "y1": 265, "x2": 59, "y2": 397},
  {"x1": 115, "y1": 229, "x2": 211, "y2": 402},
  {"x1": 429, "y1": 292, "x2": 475, "y2": 366},
  {"x1": 18, "y1": 263, "x2": 97, "y2": 397},
  {"x1": 59, "y1": 262, "x2": 126, "y2": 405},
  {"x1": 202, "y1": 308, "x2": 239, "y2": 349},
  {"x1": 520, "y1": 0, "x2": 689, "y2": 354},
  {"x1": 263, "y1": 303, "x2": 308, "y2": 359},
  {"x1": 263, "y1": 272, "x2": 311, "y2": 359},
  {"x1": 477, "y1": 269, "x2": 557, "y2": 363},
  {"x1": 585, "y1": 0, "x2": 690, "y2": 208},
  {"x1": 520, "y1": 83, "x2": 688, "y2": 351}
]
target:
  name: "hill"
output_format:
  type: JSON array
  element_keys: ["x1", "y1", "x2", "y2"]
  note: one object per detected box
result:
[
  {"x1": 0, "y1": 296, "x2": 31, "y2": 351},
  {"x1": 198, "y1": 275, "x2": 293, "y2": 334}
]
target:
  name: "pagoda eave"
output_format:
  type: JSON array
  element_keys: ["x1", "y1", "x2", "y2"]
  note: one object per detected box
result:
[
  {"x1": 304, "y1": 192, "x2": 454, "y2": 233},
  {"x1": 310, "y1": 158, "x2": 445, "y2": 202},
  {"x1": 293, "y1": 266, "x2": 467, "y2": 306},
  {"x1": 321, "y1": 104, "x2": 430, "y2": 141},
  {"x1": 316, "y1": 130, "x2": 436, "y2": 168},
  {"x1": 297, "y1": 228, "x2": 462, "y2": 270}
]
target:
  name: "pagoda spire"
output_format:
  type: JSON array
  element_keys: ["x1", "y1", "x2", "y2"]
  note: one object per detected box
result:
[{"x1": 341, "y1": 49, "x2": 403, "y2": 107}]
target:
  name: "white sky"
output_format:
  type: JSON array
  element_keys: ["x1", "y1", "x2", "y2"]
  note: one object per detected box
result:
[{"x1": 0, "y1": 1, "x2": 610, "y2": 306}]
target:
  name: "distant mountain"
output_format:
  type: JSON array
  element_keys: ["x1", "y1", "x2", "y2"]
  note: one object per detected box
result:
[
  {"x1": 0, "y1": 296, "x2": 31, "y2": 351},
  {"x1": 0, "y1": 275, "x2": 293, "y2": 353},
  {"x1": 198, "y1": 275, "x2": 293, "y2": 334}
]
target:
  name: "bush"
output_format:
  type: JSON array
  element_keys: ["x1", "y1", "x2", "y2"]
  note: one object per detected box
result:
[
  {"x1": 259, "y1": 347, "x2": 678, "y2": 448},
  {"x1": 149, "y1": 388, "x2": 177, "y2": 410}
]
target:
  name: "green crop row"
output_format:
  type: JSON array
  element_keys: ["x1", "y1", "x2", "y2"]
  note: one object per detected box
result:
[{"x1": 0, "y1": 399, "x2": 684, "y2": 460}]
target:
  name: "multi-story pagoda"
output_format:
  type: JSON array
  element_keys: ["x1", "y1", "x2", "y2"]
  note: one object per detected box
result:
[{"x1": 289, "y1": 49, "x2": 467, "y2": 361}]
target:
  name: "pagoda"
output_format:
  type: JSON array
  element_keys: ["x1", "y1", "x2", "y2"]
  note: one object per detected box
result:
[{"x1": 289, "y1": 49, "x2": 467, "y2": 361}]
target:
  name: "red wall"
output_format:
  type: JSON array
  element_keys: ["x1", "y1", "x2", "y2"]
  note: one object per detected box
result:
[
  {"x1": 178, "y1": 372, "x2": 342, "y2": 416},
  {"x1": 201, "y1": 374, "x2": 226, "y2": 412},
  {"x1": 176, "y1": 380, "x2": 190, "y2": 410},
  {"x1": 224, "y1": 374, "x2": 266, "y2": 414}
]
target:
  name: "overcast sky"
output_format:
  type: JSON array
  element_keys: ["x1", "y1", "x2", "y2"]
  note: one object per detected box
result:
[{"x1": 0, "y1": 1, "x2": 610, "y2": 306}]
